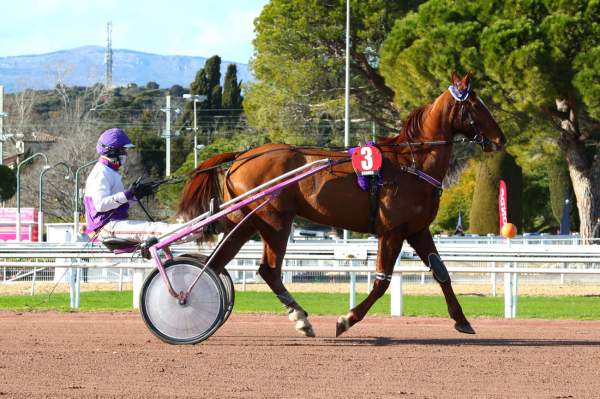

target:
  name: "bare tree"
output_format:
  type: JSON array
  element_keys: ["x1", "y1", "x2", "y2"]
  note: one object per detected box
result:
[
  {"x1": 11, "y1": 80, "x2": 37, "y2": 135},
  {"x1": 18, "y1": 82, "x2": 108, "y2": 222}
]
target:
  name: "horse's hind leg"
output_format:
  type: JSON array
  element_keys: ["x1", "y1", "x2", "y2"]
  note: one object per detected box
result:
[
  {"x1": 407, "y1": 229, "x2": 475, "y2": 334},
  {"x1": 205, "y1": 221, "x2": 257, "y2": 274},
  {"x1": 255, "y1": 214, "x2": 316, "y2": 337}
]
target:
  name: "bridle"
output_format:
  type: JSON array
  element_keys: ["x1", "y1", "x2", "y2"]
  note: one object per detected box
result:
[{"x1": 449, "y1": 83, "x2": 493, "y2": 151}]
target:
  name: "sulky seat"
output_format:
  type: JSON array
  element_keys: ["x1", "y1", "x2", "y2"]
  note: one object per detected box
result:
[{"x1": 101, "y1": 237, "x2": 141, "y2": 252}]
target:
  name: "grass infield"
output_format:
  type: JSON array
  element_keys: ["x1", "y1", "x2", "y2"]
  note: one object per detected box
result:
[{"x1": 1, "y1": 291, "x2": 600, "y2": 319}]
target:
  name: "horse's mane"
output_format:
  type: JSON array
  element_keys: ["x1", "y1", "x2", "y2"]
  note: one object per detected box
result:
[{"x1": 378, "y1": 105, "x2": 428, "y2": 144}]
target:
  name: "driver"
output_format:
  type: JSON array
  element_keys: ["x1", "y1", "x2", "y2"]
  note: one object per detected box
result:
[{"x1": 83, "y1": 127, "x2": 178, "y2": 242}]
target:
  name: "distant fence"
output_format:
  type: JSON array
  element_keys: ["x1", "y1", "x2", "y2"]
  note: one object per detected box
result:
[{"x1": 1, "y1": 240, "x2": 600, "y2": 318}]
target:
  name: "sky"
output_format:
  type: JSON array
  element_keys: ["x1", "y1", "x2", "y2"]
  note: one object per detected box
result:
[{"x1": 0, "y1": 0, "x2": 269, "y2": 63}]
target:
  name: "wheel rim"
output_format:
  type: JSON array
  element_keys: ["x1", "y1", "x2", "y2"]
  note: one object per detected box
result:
[
  {"x1": 143, "y1": 264, "x2": 223, "y2": 342},
  {"x1": 219, "y1": 270, "x2": 235, "y2": 325}
]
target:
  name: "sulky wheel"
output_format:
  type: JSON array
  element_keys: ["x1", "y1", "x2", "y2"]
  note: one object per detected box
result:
[
  {"x1": 177, "y1": 254, "x2": 235, "y2": 327},
  {"x1": 217, "y1": 268, "x2": 235, "y2": 326},
  {"x1": 139, "y1": 258, "x2": 225, "y2": 345}
]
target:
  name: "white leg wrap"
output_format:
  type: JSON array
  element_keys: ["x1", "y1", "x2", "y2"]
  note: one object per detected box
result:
[
  {"x1": 288, "y1": 308, "x2": 303, "y2": 322},
  {"x1": 288, "y1": 309, "x2": 315, "y2": 337}
]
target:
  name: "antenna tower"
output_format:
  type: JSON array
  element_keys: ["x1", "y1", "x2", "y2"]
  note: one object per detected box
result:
[{"x1": 104, "y1": 21, "x2": 113, "y2": 89}]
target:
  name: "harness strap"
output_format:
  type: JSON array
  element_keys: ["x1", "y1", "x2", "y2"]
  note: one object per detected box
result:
[
  {"x1": 399, "y1": 165, "x2": 442, "y2": 189},
  {"x1": 368, "y1": 175, "x2": 380, "y2": 235}
]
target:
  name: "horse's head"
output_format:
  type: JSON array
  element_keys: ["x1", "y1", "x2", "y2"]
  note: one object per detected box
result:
[{"x1": 446, "y1": 72, "x2": 506, "y2": 152}]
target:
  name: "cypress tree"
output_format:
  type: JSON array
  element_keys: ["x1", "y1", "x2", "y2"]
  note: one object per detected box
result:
[
  {"x1": 222, "y1": 64, "x2": 242, "y2": 109},
  {"x1": 204, "y1": 55, "x2": 221, "y2": 93},
  {"x1": 469, "y1": 151, "x2": 523, "y2": 234},
  {"x1": 211, "y1": 85, "x2": 222, "y2": 111},
  {"x1": 190, "y1": 70, "x2": 209, "y2": 101}
]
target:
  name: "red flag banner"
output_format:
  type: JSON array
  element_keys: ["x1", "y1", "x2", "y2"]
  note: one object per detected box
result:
[{"x1": 498, "y1": 180, "x2": 508, "y2": 232}]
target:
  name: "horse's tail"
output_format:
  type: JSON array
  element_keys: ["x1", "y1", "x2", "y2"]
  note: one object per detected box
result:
[{"x1": 177, "y1": 152, "x2": 240, "y2": 222}]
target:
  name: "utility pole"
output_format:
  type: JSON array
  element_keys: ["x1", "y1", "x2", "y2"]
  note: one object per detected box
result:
[
  {"x1": 105, "y1": 22, "x2": 113, "y2": 89},
  {"x1": 161, "y1": 95, "x2": 172, "y2": 177},
  {"x1": 344, "y1": 0, "x2": 350, "y2": 150},
  {"x1": 0, "y1": 85, "x2": 4, "y2": 165},
  {"x1": 183, "y1": 93, "x2": 207, "y2": 168},
  {"x1": 193, "y1": 98, "x2": 198, "y2": 168},
  {"x1": 343, "y1": 0, "x2": 351, "y2": 242}
]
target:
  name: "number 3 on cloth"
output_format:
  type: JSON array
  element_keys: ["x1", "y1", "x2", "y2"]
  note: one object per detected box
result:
[{"x1": 351, "y1": 144, "x2": 382, "y2": 176}]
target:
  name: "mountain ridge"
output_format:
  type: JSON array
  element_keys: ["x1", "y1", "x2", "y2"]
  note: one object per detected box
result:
[{"x1": 0, "y1": 46, "x2": 251, "y2": 92}]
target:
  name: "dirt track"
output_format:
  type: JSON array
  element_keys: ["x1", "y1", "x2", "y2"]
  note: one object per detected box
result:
[{"x1": 1, "y1": 312, "x2": 600, "y2": 398}]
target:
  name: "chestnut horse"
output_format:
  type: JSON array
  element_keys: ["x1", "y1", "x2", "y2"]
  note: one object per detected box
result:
[{"x1": 178, "y1": 72, "x2": 505, "y2": 337}]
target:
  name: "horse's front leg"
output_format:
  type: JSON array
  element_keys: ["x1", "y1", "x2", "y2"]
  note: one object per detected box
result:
[
  {"x1": 336, "y1": 229, "x2": 404, "y2": 337},
  {"x1": 407, "y1": 229, "x2": 475, "y2": 334},
  {"x1": 255, "y1": 214, "x2": 316, "y2": 338}
]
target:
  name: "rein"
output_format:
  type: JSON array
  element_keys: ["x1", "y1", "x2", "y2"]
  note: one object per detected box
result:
[
  {"x1": 149, "y1": 84, "x2": 484, "y2": 193},
  {"x1": 148, "y1": 137, "x2": 475, "y2": 194}
]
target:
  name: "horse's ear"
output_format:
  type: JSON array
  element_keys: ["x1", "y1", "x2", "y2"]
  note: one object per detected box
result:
[
  {"x1": 462, "y1": 72, "x2": 472, "y2": 88},
  {"x1": 451, "y1": 71, "x2": 461, "y2": 85}
]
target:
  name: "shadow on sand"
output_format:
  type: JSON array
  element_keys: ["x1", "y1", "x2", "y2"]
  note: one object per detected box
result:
[{"x1": 210, "y1": 335, "x2": 600, "y2": 348}]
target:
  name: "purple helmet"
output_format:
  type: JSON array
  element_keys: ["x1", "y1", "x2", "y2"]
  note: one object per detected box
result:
[{"x1": 96, "y1": 128, "x2": 135, "y2": 155}]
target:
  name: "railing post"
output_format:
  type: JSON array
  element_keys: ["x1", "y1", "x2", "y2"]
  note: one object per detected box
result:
[
  {"x1": 118, "y1": 268, "x2": 123, "y2": 292},
  {"x1": 390, "y1": 271, "x2": 403, "y2": 316},
  {"x1": 491, "y1": 261, "x2": 496, "y2": 297},
  {"x1": 132, "y1": 265, "x2": 145, "y2": 309},
  {"x1": 512, "y1": 263, "x2": 518, "y2": 318},
  {"x1": 504, "y1": 263, "x2": 513, "y2": 319},
  {"x1": 242, "y1": 261, "x2": 248, "y2": 292},
  {"x1": 349, "y1": 259, "x2": 356, "y2": 309},
  {"x1": 75, "y1": 267, "x2": 81, "y2": 308},
  {"x1": 30, "y1": 267, "x2": 37, "y2": 296},
  {"x1": 390, "y1": 256, "x2": 403, "y2": 316},
  {"x1": 68, "y1": 261, "x2": 79, "y2": 309}
]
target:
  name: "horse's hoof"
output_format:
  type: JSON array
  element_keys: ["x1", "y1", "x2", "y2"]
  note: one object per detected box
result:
[
  {"x1": 455, "y1": 322, "x2": 476, "y2": 334},
  {"x1": 335, "y1": 316, "x2": 350, "y2": 337},
  {"x1": 296, "y1": 322, "x2": 316, "y2": 337}
]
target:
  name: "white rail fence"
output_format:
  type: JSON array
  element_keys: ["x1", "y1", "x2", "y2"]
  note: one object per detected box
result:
[{"x1": 1, "y1": 241, "x2": 600, "y2": 318}]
